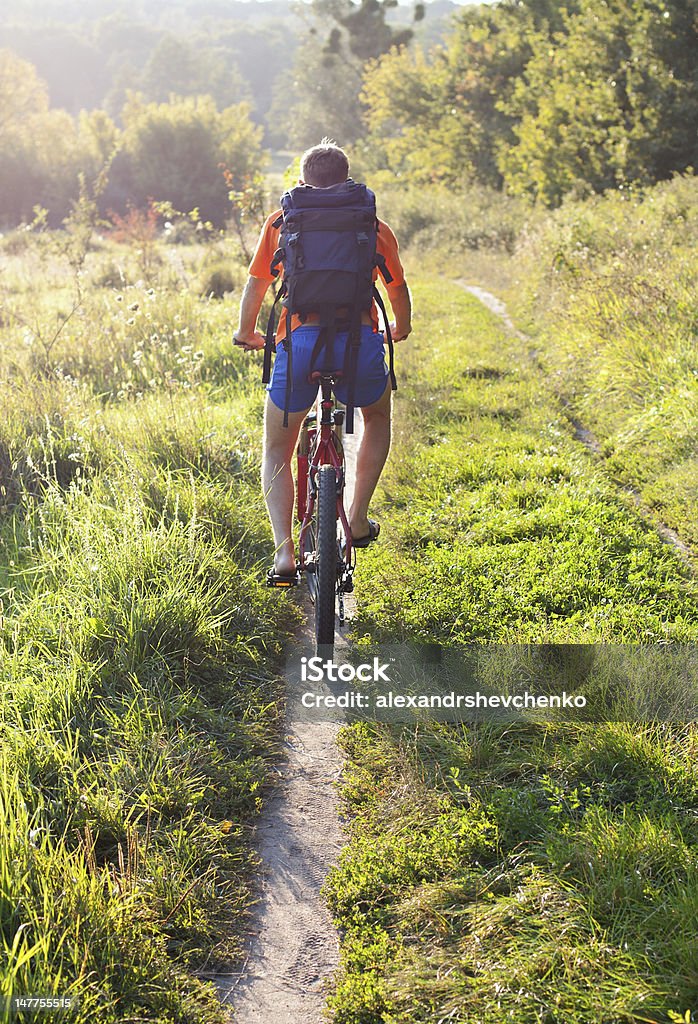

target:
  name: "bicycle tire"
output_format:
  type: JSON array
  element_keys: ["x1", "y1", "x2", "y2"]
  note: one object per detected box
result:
[{"x1": 315, "y1": 463, "x2": 338, "y2": 653}]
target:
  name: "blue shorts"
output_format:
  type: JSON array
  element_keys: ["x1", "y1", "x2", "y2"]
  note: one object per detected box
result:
[{"x1": 267, "y1": 325, "x2": 389, "y2": 413}]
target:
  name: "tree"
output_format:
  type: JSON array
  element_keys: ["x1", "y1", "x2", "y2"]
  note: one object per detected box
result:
[
  {"x1": 359, "y1": 0, "x2": 563, "y2": 186},
  {"x1": 359, "y1": 0, "x2": 698, "y2": 201},
  {"x1": 499, "y1": 0, "x2": 698, "y2": 203},
  {"x1": 138, "y1": 35, "x2": 250, "y2": 111},
  {"x1": 0, "y1": 48, "x2": 49, "y2": 135},
  {"x1": 359, "y1": 46, "x2": 456, "y2": 182},
  {"x1": 107, "y1": 93, "x2": 265, "y2": 225},
  {"x1": 277, "y1": 0, "x2": 424, "y2": 149},
  {"x1": 0, "y1": 50, "x2": 83, "y2": 224}
]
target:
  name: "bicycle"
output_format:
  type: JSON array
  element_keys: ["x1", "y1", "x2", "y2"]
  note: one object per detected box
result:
[{"x1": 296, "y1": 370, "x2": 355, "y2": 656}]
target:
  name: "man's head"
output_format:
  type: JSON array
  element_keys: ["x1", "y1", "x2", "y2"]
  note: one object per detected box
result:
[{"x1": 299, "y1": 139, "x2": 349, "y2": 188}]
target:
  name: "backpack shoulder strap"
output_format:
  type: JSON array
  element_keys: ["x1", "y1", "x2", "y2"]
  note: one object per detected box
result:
[{"x1": 372, "y1": 284, "x2": 397, "y2": 393}]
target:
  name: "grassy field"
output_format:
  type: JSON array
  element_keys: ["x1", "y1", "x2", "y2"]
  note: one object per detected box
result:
[
  {"x1": 378, "y1": 174, "x2": 698, "y2": 551},
  {"x1": 324, "y1": 233, "x2": 698, "y2": 1020},
  {"x1": 0, "y1": 222, "x2": 301, "y2": 1022},
  {"x1": 510, "y1": 176, "x2": 698, "y2": 551},
  {"x1": 1, "y1": 177, "x2": 696, "y2": 1023}
]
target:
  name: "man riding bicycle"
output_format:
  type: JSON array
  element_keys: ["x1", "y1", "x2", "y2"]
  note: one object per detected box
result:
[{"x1": 233, "y1": 141, "x2": 412, "y2": 584}]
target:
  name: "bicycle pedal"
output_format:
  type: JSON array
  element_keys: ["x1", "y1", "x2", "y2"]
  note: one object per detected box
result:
[{"x1": 266, "y1": 567, "x2": 300, "y2": 588}]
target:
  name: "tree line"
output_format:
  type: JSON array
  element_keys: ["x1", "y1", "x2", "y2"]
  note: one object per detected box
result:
[
  {"x1": 0, "y1": 50, "x2": 264, "y2": 227},
  {"x1": 1, "y1": 0, "x2": 696, "y2": 228}
]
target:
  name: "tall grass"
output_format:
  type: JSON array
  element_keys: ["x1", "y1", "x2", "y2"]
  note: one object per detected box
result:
[
  {"x1": 0, "y1": 230, "x2": 297, "y2": 1020},
  {"x1": 512, "y1": 173, "x2": 698, "y2": 547}
]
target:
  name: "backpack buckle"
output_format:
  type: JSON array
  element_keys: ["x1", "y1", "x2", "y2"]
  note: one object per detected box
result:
[{"x1": 270, "y1": 247, "x2": 284, "y2": 277}]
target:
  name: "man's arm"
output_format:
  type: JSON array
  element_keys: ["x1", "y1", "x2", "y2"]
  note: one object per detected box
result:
[
  {"x1": 386, "y1": 281, "x2": 412, "y2": 342},
  {"x1": 233, "y1": 275, "x2": 270, "y2": 351}
]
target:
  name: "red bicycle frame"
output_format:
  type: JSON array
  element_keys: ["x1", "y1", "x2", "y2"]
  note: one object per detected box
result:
[{"x1": 297, "y1": 374, "x2": 353, "y2": 569}]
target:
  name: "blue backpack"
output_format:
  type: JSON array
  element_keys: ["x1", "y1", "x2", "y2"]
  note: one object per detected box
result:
[{"x1": 262, "y1": 179, "x2": 397, "y2": 431}]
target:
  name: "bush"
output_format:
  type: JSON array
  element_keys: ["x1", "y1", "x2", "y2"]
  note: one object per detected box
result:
[
  {"x1": 375, "y1": 183, "x2": 533, "y2": 253},
  {"x1": 199, "y1": 262, "x2": 236, "y2": 299},
  {"x1": 91, "y1": 258, "x2": 129, "y2": 289}
]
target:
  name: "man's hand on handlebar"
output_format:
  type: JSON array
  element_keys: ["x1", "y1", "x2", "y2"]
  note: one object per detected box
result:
[
  {"x1": 390, "y1": 321, "x2": 412, "y2": 343},
  {"x1": 233, "y1": 330, "x2": 266, "y2": 352}
]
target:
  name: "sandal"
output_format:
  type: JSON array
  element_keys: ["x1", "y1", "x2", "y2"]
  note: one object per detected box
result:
[
  {"x1": 266, "y1": 566, "x2": 300, "y2": 588},
  {"x1": 351, "y1": 519, "x2": 381, "y2": 549}
]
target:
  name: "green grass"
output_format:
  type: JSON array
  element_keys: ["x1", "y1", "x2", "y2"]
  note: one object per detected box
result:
[
  {"x1": 2, "y1": 188, "x2": 697, "y2": 1024},
  {"x1": 326, "y1": 273, "x2": 698, "y2": 1023},
  {"x1": 353, "y1": 279, "x2": 697, "y2": 643},
  {"x1": 0, "y1": 232, "x2": 298, "y2": 1022},
  {"x1": 509, "y1": 174, "x2": 698, "y2": 548},
  {"x1": 327, "y1": 721, "x2": 698, "y2": 1024}
]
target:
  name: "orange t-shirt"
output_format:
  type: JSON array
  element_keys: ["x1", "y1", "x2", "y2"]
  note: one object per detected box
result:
[{"x1": 248, "y1": 209, "x2": 405, "y2": 338}]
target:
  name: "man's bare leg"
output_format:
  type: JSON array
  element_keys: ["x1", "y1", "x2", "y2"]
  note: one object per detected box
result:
[
  {"x1": 262, "y1": 397, "x2": 312, "y2": 576},
  {"x1": 348, "y1": 380, "x2": 392, "y2": 540}
]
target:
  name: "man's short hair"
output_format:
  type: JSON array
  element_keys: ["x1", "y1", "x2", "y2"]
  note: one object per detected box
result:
[{"x1": 300, "y1": 139, "x2": 349, "y2": 188}]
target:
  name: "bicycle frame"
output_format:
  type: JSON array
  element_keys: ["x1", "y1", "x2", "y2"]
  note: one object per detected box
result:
[{"x1": 297, "y1": 373, "x2": 355, "y2": 629}]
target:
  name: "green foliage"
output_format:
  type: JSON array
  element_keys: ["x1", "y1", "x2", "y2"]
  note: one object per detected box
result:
[
  {"x1": 361, "y1": 2, "x2": 530, "y2": 187},
  {"x1": 323, "y1": 0, "x2": 417, "y2": 62},
  {"x1": 278, "y1": 0, "x2": 423, "y2": 149},
  {"x1": 0, "y1": 3, "x2": 297, "y2": 124},
  {"x1": 198, "y1": 261, "x2": 237, "y2": 300},
  {"x1": 138, "y1": 34, "x2": 250, "y2": 110},
  {"x1": 360, "y1": 0, "x2": 561, "y2": 187},
  {"x1": 273, "y1": 38, "x2": 366, "y2": 150},
  {"x1": 362, "y1": 0, "x2": 698, "y2": 202},
  {"x1": 500, "y1": 0, "x2": 698, "y2": 203},
  {"x1": 106, "y1": 94, "x2": 265, "y2": 227},
  {"x1": 370, "y1": 181, "x2": 529, "y2": 252},
  {"x1": 512, "y1": 172, "x2": 698, "y2": 542},
  {"x1": 0, "y1": 48, "x2": 257, "y2": 229},
  {"x1": 0, "y1": 50, "x2": 83, "y2": 225}
]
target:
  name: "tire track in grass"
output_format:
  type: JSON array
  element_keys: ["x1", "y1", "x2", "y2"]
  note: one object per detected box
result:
[
  {"x1": 460, "y1": 280, "x2": 696, "y2": 571},
  {"x1": 206, "y1": 417, "x2": 364, "y2": 1022}
]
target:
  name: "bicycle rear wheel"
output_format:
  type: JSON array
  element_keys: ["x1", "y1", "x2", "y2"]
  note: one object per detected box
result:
[{"x1": 315, "y1": 463, "x2": 338, "y2": 653}]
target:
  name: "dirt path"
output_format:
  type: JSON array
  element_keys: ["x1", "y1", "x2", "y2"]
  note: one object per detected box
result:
[
  {"x1": 213, "y1": 706, "x2": 344, "y2": 1023},
  {"x1": 460, "y1": 284, "x2": 528, "y2": 342},
  {"x1": 207, "y1": 415, "x2": 364, "y2": 1022}
]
